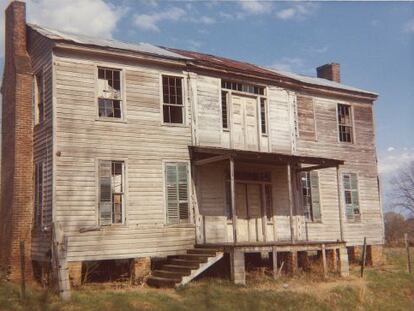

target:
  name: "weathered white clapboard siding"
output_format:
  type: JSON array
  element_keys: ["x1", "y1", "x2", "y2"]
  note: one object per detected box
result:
[
  {"x1": 28, "y1": 29, "x2": 54, "y2": 261},
  {"x1": 296, "y1": 95, "x2": 383, "y2": 246},
  {"x1": 53, "y1": 51, "x2": 196, "y2": 261}
]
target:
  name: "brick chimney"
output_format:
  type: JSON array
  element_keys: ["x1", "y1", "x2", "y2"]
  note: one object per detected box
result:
[
  {"x1": 316, "y1": 63, "x2": 341, "y2": 83},
  {"x1": 0, "y1": 1, "x2": 34, "y2": 282}
]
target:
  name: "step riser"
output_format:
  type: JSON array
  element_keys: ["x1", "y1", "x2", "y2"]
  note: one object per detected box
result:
[
  {"x1": 170, "y1": 260, "x2": 202, "y2": 268},
  {"x1": 177, "y1": 255, "x2": 209, "y2": 262},
  {"x1": 187, "y1": 251, "x2": 217, "y2": 256},
  {"x1": 187, "y1": 249, "x2": 218, "y2": 255},
  {"x1": 163, "y1": 266, "x2": 192, "y2": 275},
  {"x1": 153, "y1": 271, "x2": 184, "y2": 279}
]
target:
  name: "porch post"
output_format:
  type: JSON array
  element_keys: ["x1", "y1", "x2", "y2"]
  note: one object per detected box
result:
[
  {"x1": 261, "y1": 184, "x2": 267, "y2": 242},
  {"x1": 230, "y1": 157, "x2": 237, "y2": 243},
  {"x1": 287, "y1": 163, "x2": 295, "y2": 243},
  {"x1": 336, "y1": 166, "x2": 344, "y2": 241}
]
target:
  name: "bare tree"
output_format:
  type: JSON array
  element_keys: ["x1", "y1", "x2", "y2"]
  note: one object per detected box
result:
[{"x1": 390, "y1": 161, "x2": 414, "y2": 215}]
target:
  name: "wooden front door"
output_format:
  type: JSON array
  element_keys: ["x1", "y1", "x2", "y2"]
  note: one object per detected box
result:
[
  {"x1": 232, "y1": 95, "x2": 259, "y2": 151},
  {"x1": 235, "y1": 183, "x2": 263, "y2": 242}
]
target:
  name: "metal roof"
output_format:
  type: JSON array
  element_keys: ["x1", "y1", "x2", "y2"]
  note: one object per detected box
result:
[
  {"x1": 28, "y1": 24, "x2": 190, "y2": 60},
  {"x1": 29, "y1": 23, "x2": 377, "y2": 96},
  {"x1": 167, "y1": 48, "x2": 377, "y2": 96}
]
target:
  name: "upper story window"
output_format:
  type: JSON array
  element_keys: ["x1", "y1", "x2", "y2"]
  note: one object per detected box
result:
[
  {"x1": 99, "y1": 160, "x2": 125, "y2": 225},
  {"x1": 221, "y1": 91, "x2": 229, "y2": 130},
  {"x1": 33, "y1": 72, "x2": 44, "y2": 125},
  {"x1": 98, "y1": 67, "x2": 122, "y2": 119},
  {"x1": 300, "y1": 171, "x2": 321, "y2": 222},
  {"x1": 162, "y1": 75, "x2": 184, "y2": 124},
  {"x1": 222, "y1": 80, "x2": 265, "y2": 95},
  {"x1": 337, "y1": 104, "x2": 353, "y2": 143},
  {"x1": 343, "y1": 173, "x2": 360, "y2": 222},
  {"x1": 260, "y1": 98, "x2": 267, "y2": 135}
]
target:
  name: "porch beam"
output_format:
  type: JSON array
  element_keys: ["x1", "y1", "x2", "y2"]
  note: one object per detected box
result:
[
  {"x1": 287, "y1": 163, "x2": 295, "y2": 243},
  {"x1": 296, "y1": 164, "x2": 337, "y2": 172},
  {"x1": 230, "y1": 157, "x2": 238, "y2": 243},
  {"x1": 194, "y1": 154, "x2": 230, "y2": 166},
  {"x1": 336, "y1": 166, "x2": 345, "y2": 241}
]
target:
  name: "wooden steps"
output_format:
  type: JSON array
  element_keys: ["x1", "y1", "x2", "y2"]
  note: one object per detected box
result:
[{"x1": 147, "y1": 247, "x2": 224, "y2": 288}]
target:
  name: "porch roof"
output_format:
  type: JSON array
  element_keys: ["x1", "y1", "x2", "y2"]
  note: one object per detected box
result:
[{"x1": 189, "y1": 146, "x2": 344, "y2": 170}]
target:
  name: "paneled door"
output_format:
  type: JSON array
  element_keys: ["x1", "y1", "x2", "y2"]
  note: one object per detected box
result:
[
  {"x1": 231, "y1": 95, "x2": 259, "y2": 151},
  {"x1": 234, "y1": 183, "x2": 263, "y2": 242}
]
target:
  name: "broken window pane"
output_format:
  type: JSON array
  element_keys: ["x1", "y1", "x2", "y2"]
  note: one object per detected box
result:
[
  {"x1": 337, "y1": 104, "x2": 353, "y2": 142},
  {"x1": 98, "y1": 67, "x2": 122, "y2": 119}
]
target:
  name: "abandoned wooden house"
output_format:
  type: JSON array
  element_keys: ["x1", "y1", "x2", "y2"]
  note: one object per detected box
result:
[{"x1": 0, "y1": 1, "x2": 385, "y2": 289}]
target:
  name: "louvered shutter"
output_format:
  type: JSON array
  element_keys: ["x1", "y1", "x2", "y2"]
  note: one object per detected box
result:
[
  {"x1": 166, "y1": 164, "x2": 179, "y2": 224},
  {"x1": 310, "y1": 171, "x2": 321, "y2": 221},
  {"x1": 99, "y1": 160, "x2": 112, "y2": 225},
  {"x1": 177, "y1": 164, "x2": 189, "y2": 221}
]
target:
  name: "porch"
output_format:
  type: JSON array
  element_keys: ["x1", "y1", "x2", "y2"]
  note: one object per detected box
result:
[
  {"x1": 190, "y1": 146, "x2": 345, "y2": 245},
  {"x1": 189, "y1": 146, "x2": 348, "y2": 284}
]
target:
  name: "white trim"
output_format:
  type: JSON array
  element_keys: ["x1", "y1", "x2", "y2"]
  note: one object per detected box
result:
[
  {"x1": 162, "y1": 159, "x2": 192, "y2": 226},
  {"x1": 95, "y1": 157, "x2": 128, "y2": 227},
  {"x1": 94, "y1": 65, "x2": 127, "y2": 123}
]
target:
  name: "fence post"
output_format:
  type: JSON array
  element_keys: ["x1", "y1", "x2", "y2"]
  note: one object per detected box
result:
[
  {"x1": 19, "y1": 241, "x2": 26, "y2": 300},
  {"x1": 360, "y1": 237, "x2": 367, "y2": 278},
  {"x1": 405, "y1": 233, "x2": 412, "y2": 274}
]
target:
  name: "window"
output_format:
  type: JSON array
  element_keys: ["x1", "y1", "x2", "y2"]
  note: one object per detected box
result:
[
  {"x1": 98, "y1": 67, "x2": 122, "y2": 119},
  {"x1": 343, "y1": 173, "x2": 360, "y2": 221},
  {"x1": 162, "y1": 75, "x2": 184, "y2": 124},
  {"x1": 221, "y1": 91, "x2": 229, "y2": 130},
  {"x1": 99, "y1": 160, "x2": 124, "y2": 225},
  {"x1": 34, "y1": 163, "x2": 44, "y2": 226},
  {"x1": 337, "y1": 104, "x2": 353, "y2": 142},
  {"x1": 222, "y1": 80, "x2": 265, "y2": 95},
  {"x1": 260, "y1": 98, "x2": 267, "y2": 135},
  {"x1": 300, "y1": 171, "x2": 321, "y2": 222},
  {"x1": 165, "y1": 163, "x2": 189, "y2": 224},
  {"x1": 34, "y1": 72, "x2": 44, "y2": 125}
]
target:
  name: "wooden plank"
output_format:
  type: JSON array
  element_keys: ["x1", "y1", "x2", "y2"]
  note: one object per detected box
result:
[
  {"x1": 405, "y1": 233, "x2": 412, "y2": 274},
  {"x1": 195, "y1": 154, "x2": 230, "y2": 166},
  {"x1": 272, "y1": 246, "x2": 278, "y2": 279},
  {"x1": 321, "y1": 244, "x2": 327, "y2": 279}
]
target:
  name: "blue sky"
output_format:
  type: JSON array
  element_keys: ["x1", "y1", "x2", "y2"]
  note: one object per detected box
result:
[{"x1": 0, "y1": 0, "x2": 413, "y2": 205}]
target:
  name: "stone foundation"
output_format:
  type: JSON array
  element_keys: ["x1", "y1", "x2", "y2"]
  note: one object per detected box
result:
[
  {"x1": 131, "y1": 257, "x2": 151, "y2": 284},
  {"x1": 68, "y1": 261, "x2": 82, "y2": 287},
  {"x1": 298, "y1": 251, "x2": 311, "y2": 272},
  {"x1": 326, "y1": 249, "x2": 338, "y2": 272}
]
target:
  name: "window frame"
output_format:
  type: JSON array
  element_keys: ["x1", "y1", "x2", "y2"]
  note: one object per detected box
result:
[
  {"x1": 221, "y1": 90, "x2": 230, "y2": 131},
  {"x1": 160, "y1": 74, "x2": 186, "y2": 126},
  {"x1": 336, "y1": 103, "x2": 354, "y2": 143},
  {"x1": 259, "y1": 97, "x2": 268, "y2": 136},
  {"x1": 33, "y1": 69, "x2": 45, "y2": 126},
  {"x1": 163, "y1": 160, "x2": 192, "y2": 226},
  {"x1": 342, "y1": 172, "x2": 361, "y2": 222},
  {"x1": 34, "y1": 162, "x2": 44, "y2": 227},
  {"x1": 95, "y1": 66, "x2": 126, "y2": 123},
  {"x1": 96, "y1": 158, "x2": 127, "y2": 226}
]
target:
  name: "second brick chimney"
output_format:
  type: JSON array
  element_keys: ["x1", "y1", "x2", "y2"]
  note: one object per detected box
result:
[{"x1": 316, "y1": 63, "x2": 341, "y2": 83}]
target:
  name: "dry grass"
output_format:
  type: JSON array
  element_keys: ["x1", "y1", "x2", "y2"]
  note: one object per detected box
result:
[{"x1": 0, "y1": 247, "x2": 413, "y2": 310}]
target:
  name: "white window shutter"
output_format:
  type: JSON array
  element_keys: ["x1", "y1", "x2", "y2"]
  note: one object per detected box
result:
[
  {"x1": 166, "y1": 164, "x2": 179, "y2": 224},
  {"x1": 310, "y1": 171, "x2": 321, "y2": 221}
]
